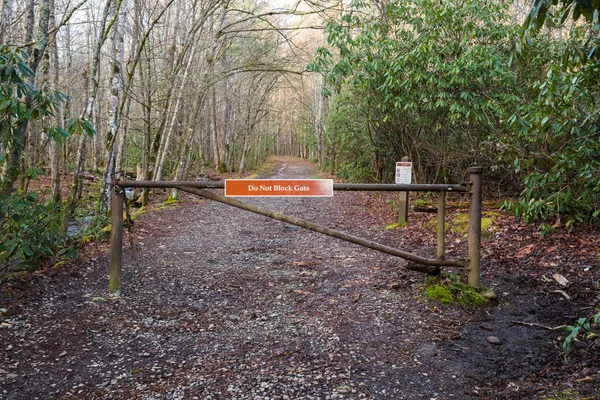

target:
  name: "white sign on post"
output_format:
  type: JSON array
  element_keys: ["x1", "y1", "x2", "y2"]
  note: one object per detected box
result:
[{"x1": 395, "y1": 162, "x2": 412, "y2": 184}]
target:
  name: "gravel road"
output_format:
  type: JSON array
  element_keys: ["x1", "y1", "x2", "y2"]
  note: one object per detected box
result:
[{"x1": 2, "y1": 157, "x2": 590, "y2": 399}]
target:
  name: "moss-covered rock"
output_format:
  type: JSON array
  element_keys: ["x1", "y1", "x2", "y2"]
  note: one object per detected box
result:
[
  {"x1": 456, "y1": 288, "x2": 489, "y2": 308},
  {"x1": 424, "y1": 274, "x2": 491, "y2": 308}
]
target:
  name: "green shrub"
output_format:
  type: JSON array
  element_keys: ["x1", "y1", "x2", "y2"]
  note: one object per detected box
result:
[
  {"x1": 563, "y1": 310, "x2": 600, "y2": 359},
  {"x1": 0, "y1": 192, "x2": 63, "y2": 274}
]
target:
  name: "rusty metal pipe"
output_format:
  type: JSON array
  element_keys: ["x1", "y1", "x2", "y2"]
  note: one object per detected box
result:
[
  {"x1": 468, "y1": 167, "x2": 483, "y2": 289},
  {"x1": 109, "y1": 184, "x2": 124, "y2": 295},
  {"x1": 334, "y1": 183, "x2": 467, "y2": 192},
  {"x1": 117, "y1": 180, "x2": 468, "y2": 193},
  {"x1": 118, "y1": 180, "x2": 225, "y2": 189},
  {"x1": 437, "y1": 192, "x2": 446, "y2": 262}
]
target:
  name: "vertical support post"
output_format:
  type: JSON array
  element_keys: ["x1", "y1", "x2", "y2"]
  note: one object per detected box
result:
[
  {"x1": 436, "y1": 191, "x2": 446, "y2": 262},
  {"x1": 468, "y1": 167, "x2": 483, "y2": 289},
  {"x1": 109, "y1": 183, "x2": 124, "y2": 296},
  {"x1": 398, "y1": 156, "x2": 410, "y2": 224}
]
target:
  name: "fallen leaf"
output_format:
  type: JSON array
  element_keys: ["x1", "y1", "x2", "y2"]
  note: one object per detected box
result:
[
  {"x1": 293, "y1": 290, "x2": 312, "y2": 296},
  {"x1": 292, "y1": 261, "x2": 310, "y2": 266},
  {"x1": 552, "y1": 273, "x2": 569, "y2": 286},
  {"x1": 352, "y1": 293, "x2": 361, "y2": 303},
  {"x1": 516, "y1": 244, "x2": 535, "y2": 257}
]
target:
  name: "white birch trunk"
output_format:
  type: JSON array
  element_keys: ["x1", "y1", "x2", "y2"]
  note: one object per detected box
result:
[
  {"x1": 100, "y1": 0, "x2": 128, "y2": 209},
  {"x1": 154, "y1": 45, "x2": 196, "y2": 181},
  {"x1": 49, "y1": 0, "x2": 62, "y2": 203},
  {"x1": 170, "y1": 93, "x2": 204, "y2": 200}
]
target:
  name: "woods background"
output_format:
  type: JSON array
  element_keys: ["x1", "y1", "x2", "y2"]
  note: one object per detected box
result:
[{"x1": 1, "y1": 0, "x2": 599, "y2": 272}]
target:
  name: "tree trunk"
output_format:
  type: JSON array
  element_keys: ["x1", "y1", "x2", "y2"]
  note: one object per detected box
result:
[
  {"x1": 115, "y1": 96, "x2": 131, "y2": 171},
  {"x1": 100, "y1": 0, "x2": 127, "y2": 210},
  {"x1": 154, "y1": 45, "x2": 197, "y2": 181},
  {"x1": 171, "y1": 94, "x2": 204, "y2": 200},
  {"x1": 60, "y1": 0, "x2": 115, "y2": 240},
  {"x1": 207, "y1": 1, "x2": 229, "y2": 171},
  {"x1": 0, "y1": 0, "x2": 11, "y2": 44},
  {"x1": 210, "y1": 85, "x2": 221, "y2": 169},
  {"x1": 48, "y1": 0, "x2": 62, "y2": 203}
]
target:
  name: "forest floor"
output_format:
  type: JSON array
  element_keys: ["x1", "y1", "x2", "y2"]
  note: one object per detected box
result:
[{"x1": 0, "y1": 156, "x2": 599, "y2": 400}]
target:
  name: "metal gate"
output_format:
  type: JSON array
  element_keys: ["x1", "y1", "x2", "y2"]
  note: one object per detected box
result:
[{"x1": 108, "y1": 167, "x2": 482, "y2": 295}]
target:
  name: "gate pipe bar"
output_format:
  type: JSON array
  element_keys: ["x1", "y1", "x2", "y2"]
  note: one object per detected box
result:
[
  {"x1": 334, "y1": 183, "x2": 467, "y2": 192},
  {"x1": 119, "y1": 180, "x2": 225, "y2": 189},
  {"x1": 468, "y1": 167, "x2": 483, "y2": 289},
  {"x1": 437, "y1": 192, "x2": 446, "y2": 262},
  {"x1": 109, "y1": 184, "x2": 124, "y2": 296},
  {"x1": 117, "y1": 180, "x2": 468, "y2": 193},
  {"x1": 177, "y1": 186, "x2": 465, "y2": 271}
]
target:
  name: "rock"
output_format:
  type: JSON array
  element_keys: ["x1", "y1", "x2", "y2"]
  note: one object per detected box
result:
[
  {"x1": 481, "y1": 290, "x2": 497, "y2": 300},
  {"x1": 487, "y1": 336, "x2": 502, "y2": 345},
  {"x1": 337, "y1": 385, "x2": 351, "y2": 393}
]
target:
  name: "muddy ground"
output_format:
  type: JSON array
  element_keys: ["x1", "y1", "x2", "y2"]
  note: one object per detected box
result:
[{"x1": 1, "y1": 157, "x2": 598, "y2": 399}]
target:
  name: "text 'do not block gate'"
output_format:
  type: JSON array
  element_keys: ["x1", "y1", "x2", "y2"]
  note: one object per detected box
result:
[{"x1": 225, "y1": 179, "x2": 334, "y2": 197}]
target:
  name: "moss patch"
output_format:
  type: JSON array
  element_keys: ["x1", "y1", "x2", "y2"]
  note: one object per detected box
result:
[
  {"x1": 424, "y1": 274, "x2": 490, "y2": 308},
  {"x1": 415, "y1": 198, "x2": 432, "y2": 207},
  {"x1": 457, "y1": 288, "x2": 489, "y2": 308},
  {"x1": 425, "y1": 284, "x2": 454, "y2": 305},
  {"x1": 246, "y1": 156, "x2": 277, "y2": 178},
  {"x1": 451, "y1": 213, "x2": 469, "y2": 233},
  {"x1": 427, "y1": 211, "x2": 498, "y2": 234},
  {"x1": 385, "y1": 222, "x2": 408, "y2": 230}
]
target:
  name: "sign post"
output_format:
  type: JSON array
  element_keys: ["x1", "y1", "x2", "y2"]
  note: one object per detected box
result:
[{"x1": 395, "y1": 157, "x2": 412, "y2": 223}]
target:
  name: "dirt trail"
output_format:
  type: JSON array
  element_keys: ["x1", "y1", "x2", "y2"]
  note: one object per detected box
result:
[{"x1": 0, "y1": 157, "x2": 597, "y2": 399}]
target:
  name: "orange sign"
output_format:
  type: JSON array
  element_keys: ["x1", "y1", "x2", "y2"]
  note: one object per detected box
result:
[{"x1": 225, "y1": 179, "x2": 334, "y2": 197}]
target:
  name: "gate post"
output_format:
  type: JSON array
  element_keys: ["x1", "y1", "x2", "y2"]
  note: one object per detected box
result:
[
  {"x1": 436, "y1": 191, "x2": 446, "y2": 262},
  {"x1": 468, "y1": 167, "x2": 483, "y2": 289},
  {"x1": 109, "y1": 183, "x2": 124, "y2": 296}
]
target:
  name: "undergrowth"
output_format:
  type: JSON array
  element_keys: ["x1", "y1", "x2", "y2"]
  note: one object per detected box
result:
[
  {"x1": 0, "y1": 192, "x2": 63, "y2": 275},
  {"x1": 0, "y1": 190, "x2": 108, "y2": 278},
  {"x1": 562, "y1": 309, "x2": 600, "y2": 359}
]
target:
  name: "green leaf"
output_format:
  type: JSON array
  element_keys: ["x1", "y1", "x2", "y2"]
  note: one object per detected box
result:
[
  {"x1": 0, "y1": 99, "x2": 12, "y2": 111},
  {"x1": 80, "y1": 118, "x2": 96, "y2": 137}
]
